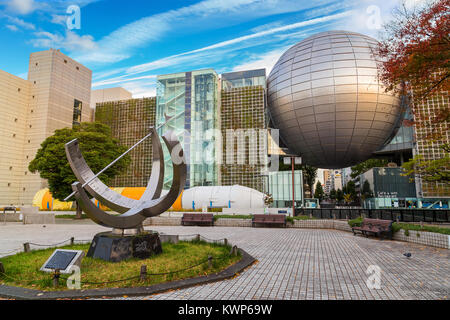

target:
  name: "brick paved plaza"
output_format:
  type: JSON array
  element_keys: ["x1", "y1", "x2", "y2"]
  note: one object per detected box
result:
[{"x1": 0, "y1": 223, "x2": 448, "y2": 300}]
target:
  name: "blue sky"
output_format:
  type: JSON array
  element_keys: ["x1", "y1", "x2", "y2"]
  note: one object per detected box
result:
[{"x1": 0, "y1": 0, "x2": 424, "y2": 97}]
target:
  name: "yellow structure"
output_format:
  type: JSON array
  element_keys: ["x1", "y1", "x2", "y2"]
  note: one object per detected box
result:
[
  {"x1": 32, "y1": 187, "x2": 184, "y2": 211},
  {"x1": 0, "y1": 49, "x2": 92, "y2": 206}
]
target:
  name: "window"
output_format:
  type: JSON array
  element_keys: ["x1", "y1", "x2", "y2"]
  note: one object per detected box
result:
[{"x1": 73, "y1": 99, "x2": 82, "y2": 126}]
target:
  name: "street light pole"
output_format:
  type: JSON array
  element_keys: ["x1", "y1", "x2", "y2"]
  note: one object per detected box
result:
[{"x1": 291, "y1": 156, "x2": 295, "y2": 217}]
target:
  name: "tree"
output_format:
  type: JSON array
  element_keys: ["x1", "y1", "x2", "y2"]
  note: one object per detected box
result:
[
  {"x1": 330, "y1": 188, "x2": 336, "y2": 200},
  {"x1": 401, "y1": 143, "x2": 450, "y2": 185},
  {"x1": 302, "y1": 165, "x2": 318, "y2": 198},
  {"x1": 350, "y1": 158, "x2": 388, "y2": 179},
  {"x1": 361, "y1": 180, "x2": 374, "y2": 201},
  {"x1": 342, "y1": 180, "x2": 357, "y2": 205},
  {"x1": 343, "y1": 193, "x2": 353, "y2": 206},
  {"x1": 313, "y1": 181, "x2": 325, "y2": 201},
  {"x1": 377, "y1": 0, "x2": 449, "y2": 105},
  {"x1": 377, "y1": 0, "x2": 450, "y2": 184},
  {"x1": 29, "y1": 122, "x2": 131, "y2": 218},
  {"x1": 343, "y1": 180, "x2": 357, "y2": 198},
  {"x1": 335, "y1": 189, "x2": 344, "y2": 203}
]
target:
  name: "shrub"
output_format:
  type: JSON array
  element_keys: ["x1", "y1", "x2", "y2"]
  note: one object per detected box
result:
[
  {"x1": 392, "y1": 222, "x2": 450, "y2": 236},
  {"x1": 348, "y1": 216, "x2": 363, "y2": 227}
]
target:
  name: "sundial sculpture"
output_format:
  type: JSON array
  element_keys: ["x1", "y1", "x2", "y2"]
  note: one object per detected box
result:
[{"x1": 64, "y1": 127, "x2": 186, "y2": 262}]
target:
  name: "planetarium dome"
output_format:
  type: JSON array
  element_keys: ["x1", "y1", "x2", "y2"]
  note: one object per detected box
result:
[{"x1": 267, "y1": 30, "x2": 403, "y2": 169}]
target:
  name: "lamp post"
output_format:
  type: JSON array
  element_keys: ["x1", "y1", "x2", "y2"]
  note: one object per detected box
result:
[
  {"x1": 283, "y1": 156, "x2": 301, "y2": 217},
  {"x1": 291, "y1": 156, "x2": 295, "y2": 217}
]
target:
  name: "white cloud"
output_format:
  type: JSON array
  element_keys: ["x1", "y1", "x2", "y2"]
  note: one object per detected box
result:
[
  {"x1": 75, "y1": 0, "x2": 337, "y2": 64},
  {"x1": 50, "y1": 14, "x2": 67, "y2": 26},
  {"x1": 6, "y1": 0, "x2": 35, "y2": 14},
  {"x1": 125, "y1": 10, "x2": 352, "y2": 76},
  {"x1": 31, "y1": 30, "x2": 97, "y2": 52},
  {"x1": 92, "y1": 75, "x2": 157, "y2": 88},
  {"x1": 121, "y1": 81, "x2": 156, "y2": 98},
  {"x1": 231, "y1": 47, "x2": 288, "y2": 74},
  {"x1": 0, "y1": 13, "x2": 36, "y2": 30},
  {"x1": 5, "y1": 24, "x2": 18, "y2": 31}
]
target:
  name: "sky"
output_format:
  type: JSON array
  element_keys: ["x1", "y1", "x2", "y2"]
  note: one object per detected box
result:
[{"x1": 0, "y1": 0, "x2": 427, "y2": 98}]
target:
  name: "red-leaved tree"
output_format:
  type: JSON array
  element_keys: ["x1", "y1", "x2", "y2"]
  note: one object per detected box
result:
[{"x1": 377, "y1": 0, "x2": 449, "y2": 187}]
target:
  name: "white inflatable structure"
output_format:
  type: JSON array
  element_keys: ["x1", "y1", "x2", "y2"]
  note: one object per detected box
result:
[{"x1": 179, "y1": 185, "x2": 265, "y2": 210}]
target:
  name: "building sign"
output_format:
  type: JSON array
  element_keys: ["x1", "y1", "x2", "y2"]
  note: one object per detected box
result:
[{"x1": 376, "y1": 191, "x2": 398, "y2": 198}]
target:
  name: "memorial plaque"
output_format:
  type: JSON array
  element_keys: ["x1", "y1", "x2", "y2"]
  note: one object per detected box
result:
[{"x1": 40, "y1": 249, "x2": 84, "y2": 274}]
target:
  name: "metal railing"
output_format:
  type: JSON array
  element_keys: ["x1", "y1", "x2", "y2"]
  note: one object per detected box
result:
[{"x1": 296, "y1": 208, "x2": 450, "y2": 223}]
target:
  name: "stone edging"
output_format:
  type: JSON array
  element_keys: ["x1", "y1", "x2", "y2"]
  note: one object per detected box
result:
[
  {"x1": 0, "y1": 247, "x2": 256, "y2": 300},
  {"x1": 144, "y1": 217, "x2": 450, "y2": 249}
]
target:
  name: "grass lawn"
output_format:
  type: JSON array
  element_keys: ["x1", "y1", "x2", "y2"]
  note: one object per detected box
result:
[
  {"x1": 55, "y1": 214, "x2": 90, "y2": 219},
  {"x1": 0, "y1": 240, "x2": 241, "y2": 291}
]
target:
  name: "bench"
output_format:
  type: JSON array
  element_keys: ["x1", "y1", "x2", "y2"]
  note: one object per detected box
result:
[
  {"x1": 252, "y1": 214, "x2": 286, "y2": 228},
  {"x1": 352, "y1": 218, "x2": 393, "y2": 239},
  {"x1": 181, "y1": 213, "x2": 214, "y2": 226},
  {"x1": 3, "y1": 206, "x2": 16, "y2": 214}
]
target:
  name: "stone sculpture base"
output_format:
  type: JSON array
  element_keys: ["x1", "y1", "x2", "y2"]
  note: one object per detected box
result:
[{"x1": 87, "y1": 231, "x2": 162, "y2": 262}]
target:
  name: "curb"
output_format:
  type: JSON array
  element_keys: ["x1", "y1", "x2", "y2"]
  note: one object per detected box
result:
[{"x1": 0, "y1": 248, "x2": 256, "y2": 300}]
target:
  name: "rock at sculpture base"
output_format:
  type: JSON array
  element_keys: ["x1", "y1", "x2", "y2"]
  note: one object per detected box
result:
[{"x1": 87, "y1": 231, "x2": 162, "y2": 262}]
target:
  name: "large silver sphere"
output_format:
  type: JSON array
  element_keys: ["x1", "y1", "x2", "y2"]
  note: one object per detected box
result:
[{"x1": 267, "y1": 31, "x2": 403, "y2": 169}]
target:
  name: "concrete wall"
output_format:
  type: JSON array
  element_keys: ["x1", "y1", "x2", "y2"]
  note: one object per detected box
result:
[
  {"x1": 0, "y1": 49, "x2": 93, "y2": 206},
  {"x1": 0, "y1": 70, "x2": 31, "y2": 206}
]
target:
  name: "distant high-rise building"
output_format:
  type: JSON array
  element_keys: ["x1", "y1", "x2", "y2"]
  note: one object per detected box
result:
[{"x1": 0, "y1": 49, "x2": 92, "y2": 206}]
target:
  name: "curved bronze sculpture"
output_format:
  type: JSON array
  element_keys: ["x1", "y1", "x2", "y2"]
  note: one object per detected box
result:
[{"x1": 65, "y1": 129, "x2": 186, "y2": 230}]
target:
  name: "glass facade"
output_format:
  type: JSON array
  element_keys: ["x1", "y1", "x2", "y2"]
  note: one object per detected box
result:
[
  {"x1": 375, "y1": 107, "x2": 414, "y2": 154},
  {"x1": 268, "y1": 170, "x2": 303, "y2": 208},
  {"x1": 222, "y1": 69, "x2": 266, "y2": 90},
  {"x1": 156, "y1": 69, "x2": 219, "y2": 189}
]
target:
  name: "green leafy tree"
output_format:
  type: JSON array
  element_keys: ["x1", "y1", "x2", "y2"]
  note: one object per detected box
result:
[
  {"x1": 401, "y1": 143, "x2": 450, "y2": 186},
  {"x1": 28, "y1": 122, "x2": 131, "y2": 218},
  {"x1": 302, "y1": 165, "x2": 318, "y2": 198},
  {"x1": 350, "y1": 158, "x2": 389, "y2": 179},
  {"x1": 313, "y1": 181, "x2": 325, "y2": 201},
  {"x1": 335, "y1": 189, "x2": 344, "y2": 203},
  {"x1": 361, "y1": 180, "x2": 374, "y2": 201},
  {"x1": 343, "y1": 180, "x2": 357, "y2": 200},
  {"x1": 329, "y1": 188, "x2": 336, "y2": 200}
]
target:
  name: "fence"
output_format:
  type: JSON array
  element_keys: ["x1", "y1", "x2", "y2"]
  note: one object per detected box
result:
[{"x1": 296, "y1": 208, "x2": 450, "y2": 223}]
